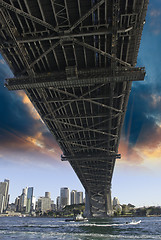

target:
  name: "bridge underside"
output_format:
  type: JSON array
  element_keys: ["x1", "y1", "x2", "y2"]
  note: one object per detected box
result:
[{"x1": 0, "y1": 0, "x2": 148, "y2": 217}]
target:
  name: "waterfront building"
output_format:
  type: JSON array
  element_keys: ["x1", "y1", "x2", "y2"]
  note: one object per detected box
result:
[
  {"x1": 4, "y1": 179, "x2": 9, "y2": 209},
  {"x1": 71, "y1": 190, "x2": 77, "y2": 205},
  {"x1": 0, "y1": 179, "x2": 9, "y2": 213},
  {"x1": 37, "y1": 193, "x2": 53, "y2": 213},
  {"x1": 60, "y1": 187, "x2": 70, "y2": 208},
  {"x1": 76, "y1": 192, "x2": 83, "y2": 204},
  {"x1": 56, "y1": 196, "x2": 61, "y2": 210},
  {"x1": 115, "y1": 204, "x2": 122, "y2": 212},
  {"x1": 15, "y1": 196, "x2": 21, "y2": 212},
  {"x1": 8, "y1": 203, "x2": 16, "y2": 212},
  {"x1": 26, "y1": 187, "x2": 34, "y2": 213},
  {"x1": 0, "y1": 194, "x2": 4, "y2": 214},
  {"x1": 32, "y1": 196, "x2": 36, "y2": 211},
  {"x1": 113, "y1": 197, "x2": 120, "y2": 207},
  {"x1": 51, "y1": 201, "x2": 56, "y2": 211},
  {"x1": 20, "y1": 187, "x2": 27, "y2": 212}
]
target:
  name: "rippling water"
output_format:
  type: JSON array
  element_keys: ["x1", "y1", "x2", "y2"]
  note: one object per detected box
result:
[{"x1": 0, "y1": 216, "x2": 161, "y2": 239}]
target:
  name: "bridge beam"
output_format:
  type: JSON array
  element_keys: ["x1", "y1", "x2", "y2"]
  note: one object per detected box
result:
[{"x1": 5, "y1": 67, "x2": 145, "y2": 91}]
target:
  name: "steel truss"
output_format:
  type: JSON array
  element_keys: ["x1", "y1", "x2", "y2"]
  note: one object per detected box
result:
[{"x1": 0, "y1": 0, "x2": 149, "y2": 217}]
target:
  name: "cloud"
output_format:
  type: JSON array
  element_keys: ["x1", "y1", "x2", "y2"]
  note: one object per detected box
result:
[
  {"x1": 148, "y1": 7, "x2": 161, "y2": 35},
  {"x1": 150, "y1": 9, "x2": 161, "y2": 17},
  {"x1": 17, "y1": 91, "x2": 41, "y2": 120},
  {"x1": 118, "y1": 138, "x2": 144, "y2": 165},
  {"x1": 0, "y1": 127, "x2": 62, "y2": 166},
  {"x1": 0, "y1": 58, "x2": 62, "y2": 167}
]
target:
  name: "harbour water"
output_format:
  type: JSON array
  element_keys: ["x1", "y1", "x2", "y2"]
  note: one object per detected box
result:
[{"x1": 0, "y1": 216, "x2": 161, "y2": 239}]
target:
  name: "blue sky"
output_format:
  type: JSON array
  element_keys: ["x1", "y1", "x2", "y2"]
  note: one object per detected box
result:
[{"x1": 0, "y1": 1, "x2": 161, "y2": 207}]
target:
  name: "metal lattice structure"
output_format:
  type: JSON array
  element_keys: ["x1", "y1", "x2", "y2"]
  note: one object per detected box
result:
[{"x1": 0, "y1": 0, "x2": 148, "y2": 217}]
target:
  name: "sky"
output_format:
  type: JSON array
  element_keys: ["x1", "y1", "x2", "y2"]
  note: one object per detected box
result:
[{"x1": 0, "y1": 1, "x2": 161, "y2": 207}]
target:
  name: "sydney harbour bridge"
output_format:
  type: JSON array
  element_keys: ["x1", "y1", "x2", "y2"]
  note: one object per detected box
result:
[{"x1": 0, "y1": 0, "x2": 148, "y2": 217}]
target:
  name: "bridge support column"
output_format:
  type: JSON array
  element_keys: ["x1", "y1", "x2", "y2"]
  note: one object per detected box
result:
[
  {"x1": 84, "y1": 190, "x2": 91, "y2": 217},
  {"x1": 105, "y1": 189, "x2": 113, "y2": 216},
  {"x1": 84, "y1": 189, "x2": 113, "y2": 218}
]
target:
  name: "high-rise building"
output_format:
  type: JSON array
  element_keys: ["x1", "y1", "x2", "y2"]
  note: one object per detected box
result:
[
  {"x1": 26, "y1": 187, "x2": 34, "y2": 213},
  {"x1": 37, "y1": 193, "x2": 53, "y2": 213},
  {"x1": 20, "y1": 187, "x2": 27, "y2": 212},
  {"x1": 32, "y1": 196, "x2": 36, "y2": 211},
  {"x1": 0, "y1": 194, "x2": 4, "y2": 214},
  {"x1": 0, "y1": 179, "x2": 9, "y2": 213},
  {"x1": 15, "y1": 196, "x2": 21, "y2": 212},
  {"x1": 45, "y1": 192, "x2": 51, "y2": 198},
  {"x1": 56, "y1": 196, "x2": 60, "y2": 210},
  {"x1": 76, "y1": 192, "x2": 83, "y2": 204},
  {"x1": 71, "y1": 190, "x2": 77, "y2": 205},
  {"x1": 60, "y1": 187, "x2": 70, "y2": 208},
  {"x1": 4, "y1": 179, "x2": 9, "y2": 209},
  {"x1": 113, "y1": 197, "x2": 120, "y2": 207}
]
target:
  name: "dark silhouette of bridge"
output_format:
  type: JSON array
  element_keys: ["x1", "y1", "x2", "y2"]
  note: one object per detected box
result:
[{"x1": 0, "y1": 0, "x2": 148, "y2": 217}]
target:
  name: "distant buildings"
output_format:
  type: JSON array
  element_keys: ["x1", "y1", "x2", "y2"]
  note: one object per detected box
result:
[
  {"x1": 14, "y1": 186, "x2": 35, "y2": 213},
  {"x1": 0, "y1": 179, "x2": 85, "y2": 215},
  {"x1": 0, "y1": 179, "x2": 9, "y2": 213}
]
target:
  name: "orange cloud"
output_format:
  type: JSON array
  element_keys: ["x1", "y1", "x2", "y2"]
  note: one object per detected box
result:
[
  {"x1": 118, "y1": 121, "x2": 161, "y2": 166},
  {"x1": 0, "y1": 127, "x2": 62, "y2": 166},
  {"x1": 17, "y1": 91, "x2": 40, "y2": 120},
  {"x1": 118, "y1": 139, "x2": 144, "y2": 165}
]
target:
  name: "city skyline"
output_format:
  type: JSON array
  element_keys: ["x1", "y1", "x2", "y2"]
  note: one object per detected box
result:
[
  {"x1": 0, "y1": 179, "x2": 84, "y2": 214},
  {"x1": 0, "y1": 1, "x2": 161, "y2": 207}
]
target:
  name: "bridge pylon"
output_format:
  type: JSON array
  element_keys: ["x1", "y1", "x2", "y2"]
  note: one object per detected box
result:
[{"x1": 85, "y1": 189, "x2": 113, "y2": 218}]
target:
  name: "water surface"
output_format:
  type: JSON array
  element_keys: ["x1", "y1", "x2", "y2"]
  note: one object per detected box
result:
[{"x1": 0, "y1": 216, "x2": 161, "y2": 239}]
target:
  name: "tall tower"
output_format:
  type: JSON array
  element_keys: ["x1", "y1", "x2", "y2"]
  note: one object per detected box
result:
[
  {"x1": 0, "y1": 179, "x2": 9, "y2": 213},
  {"x1": 20, "y1": 187, "x2": 28, "y2": 212},
  {"x1": 76, "y1": 192, "x2": 83, "y2": 204},
  {"x1": 26, "y1": 187, "x2": 34, "y2": 213},
  {"x1": 71, "y1": 190, "x2": 77, "y2": 205},
  {"x1": 4, "y1": 179, "x2": 9, "y2": 209},
  {"x1": 60, "y1": 187, "x2": 70, "y2": 208}
]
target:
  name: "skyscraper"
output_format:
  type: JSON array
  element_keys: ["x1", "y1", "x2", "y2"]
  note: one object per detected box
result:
[
  {"x1": 76, "y1": 192, "x2": 83, "y2": 204},
  {"x1": 56, "y1": 196, "x2": 60, "y2": 210},
  {"x1": 20, "y1": 188, "x2": 27, "y2": 212},
  {"x1": 4, "y1": 179, "x2": 9, "y2": 209},
  {"x1": 60, "y1": 187, "x2": 70, "y2": 208},
  {"x1": 45, "y1": 192, "x2": 51, "y2": 198},
  {"x1": 0, "y1": 179, "x2": 9, "y2": 213},
  {"x1": 26, "y1": 187, "x2": 34, "y2": 213},
  {"x1": 113, "y1": 197, "x2": 120, "y2": 207},
  {"x1": 37, "y1": 192, "x2": 53, "y2": 213},
  {"x1": 0, "y1": 195, "x2": 4, "y2": 214},
  {"x1": 71, "y1": 190, "x2": 77, "y2": 205}
]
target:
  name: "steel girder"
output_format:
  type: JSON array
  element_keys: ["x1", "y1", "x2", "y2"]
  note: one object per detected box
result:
[{"x1": 0, "y1": 0, "x2": 149, "y2": 217}]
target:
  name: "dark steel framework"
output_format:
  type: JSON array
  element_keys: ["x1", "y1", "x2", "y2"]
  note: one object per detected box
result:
[{"x1": 0, "y1": 0, "x2": 148, "y2": 217}]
